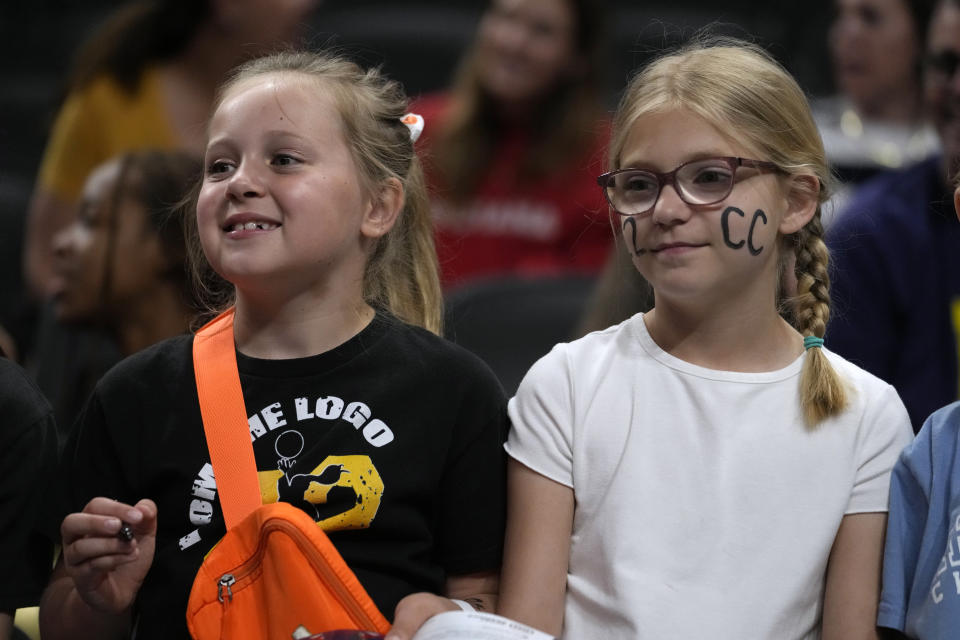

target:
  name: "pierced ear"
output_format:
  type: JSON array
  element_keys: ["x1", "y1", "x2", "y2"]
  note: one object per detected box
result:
[
  {"x1": 778, "y1": 173, "x2": 819, "y2": 235},
  {"x1": 954, "y1": 185, "x2": 960, "y2": 222},
  {"x1": 360, "y1": 177, "x2": 404, "y2": 240}
]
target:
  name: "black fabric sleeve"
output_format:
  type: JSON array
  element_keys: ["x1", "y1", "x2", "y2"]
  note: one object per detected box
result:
[
  {"x1": 436, "y1": 355, "x2": 509, "y2": 576},
  {"x1": 45, "y1": 389, "x2": 141, "y2": 544},
  {"x1": 0, "y1": 361, "x2": 60, "y2": 612}
]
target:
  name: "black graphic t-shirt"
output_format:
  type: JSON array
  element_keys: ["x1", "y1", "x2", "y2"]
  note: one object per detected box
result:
[{"x1": 52, "y1": 312, "x2": 508, "y2": 639}]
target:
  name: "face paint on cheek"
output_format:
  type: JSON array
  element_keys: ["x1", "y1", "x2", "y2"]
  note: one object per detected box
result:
[
  {"x1": 747, "y1": 209, "x2": 768, "y2": 256},
  {"x1": 721, "y1": 206, "x2": 746, "y2": 250},
  {"x1": 621, "y1": 217, "x2": 646, "y2": 256},
  {"x1": 721, "y1": 206, "x2": 768, "y2": 256}
]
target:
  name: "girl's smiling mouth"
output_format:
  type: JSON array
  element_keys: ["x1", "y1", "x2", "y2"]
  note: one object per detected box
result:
[
  {"x1": 650, "y1": 241, "x2": 707, "y2": 254},
  {"x1": 222, "y1": 213, "x2": 282, "y2": 234}
]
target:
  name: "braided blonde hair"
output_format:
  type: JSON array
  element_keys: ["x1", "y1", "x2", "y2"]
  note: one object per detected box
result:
[{"x1": 609, "y1": 38, "x2": 847, "y2": 426}]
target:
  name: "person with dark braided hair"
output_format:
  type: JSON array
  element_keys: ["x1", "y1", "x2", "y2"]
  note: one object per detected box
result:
[
  {"x1": 24, "y1": 0, "x2": 318, "y2": 302},
  {"x1": 28, "y1": 151, "x2": 202, "y2": 441},
  {"x1": 49, "y1": 150, "x2": 201, "y2": 357},
  {"x1": 499, "y1": 39, "x2": 913, "y2": 639},
  {"x1": 23, "y1": 0, "x2": 319, "y2": 433}
]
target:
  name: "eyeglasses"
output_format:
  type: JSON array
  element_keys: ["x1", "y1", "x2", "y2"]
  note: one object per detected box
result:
[{"x1": 596, "y1": 156, "x2": 782, "y2": 217}]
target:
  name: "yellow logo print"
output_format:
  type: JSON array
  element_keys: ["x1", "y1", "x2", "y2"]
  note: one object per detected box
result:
[{"x1": 258, "y1": 455, "x2": 384, "y2": 531}]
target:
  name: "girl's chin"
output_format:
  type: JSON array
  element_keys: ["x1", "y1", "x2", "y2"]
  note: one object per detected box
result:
[{"x1": 642, "y1": 273, "x2": 719, "y2": 303}]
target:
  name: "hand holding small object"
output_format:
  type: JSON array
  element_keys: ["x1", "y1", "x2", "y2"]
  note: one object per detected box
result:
[
  {"x1": 117, "y1": 523, "x2": 135, "y2": 542},
  {"x1": 59, "y1": 497, "x2": 158, "y2": 613}
]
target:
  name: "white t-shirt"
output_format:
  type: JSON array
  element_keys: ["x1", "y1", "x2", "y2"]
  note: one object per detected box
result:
[{"x1": 506, "y1": 313, "x2": 914, "y2": 640}]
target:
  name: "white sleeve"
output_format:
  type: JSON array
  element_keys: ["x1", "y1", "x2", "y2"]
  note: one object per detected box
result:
[
  {"x1": 846, "y1": 383, "x2": 915, "y2": 514},
  {"x1": 505, "y1": 344, "x2": 576, "y2": 489}
]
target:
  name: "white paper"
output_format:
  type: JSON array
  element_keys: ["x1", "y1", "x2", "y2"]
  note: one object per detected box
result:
[{"x1": 412, "y1": 611, "x2": 555, "y2": 640}]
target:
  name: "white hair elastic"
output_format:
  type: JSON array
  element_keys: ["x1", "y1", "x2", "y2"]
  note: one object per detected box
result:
[{"x1": 400, "y1": 112, "x2": 424, "y2": 143}]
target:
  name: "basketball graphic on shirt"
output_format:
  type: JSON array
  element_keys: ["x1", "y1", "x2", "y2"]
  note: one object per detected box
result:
[
  {"x1": 274, "y1": 429, "x2": 304, "y2": 461},
  {"x1": 257, "y1": 454, "x2": 384, "y2": 531}
]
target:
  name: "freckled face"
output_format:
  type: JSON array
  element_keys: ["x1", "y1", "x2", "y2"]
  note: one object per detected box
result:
[
  {"x1": 616, "y1": 108, "x2": 789, "y2": 306},
  {"x1": 196, "y1": 74, "x2": 372, "y2": 297}
]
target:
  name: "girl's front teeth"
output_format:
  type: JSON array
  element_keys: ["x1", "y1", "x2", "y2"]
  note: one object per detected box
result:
[{"x1": 231, "y1": 222, "x2": 278, "y2": 231}]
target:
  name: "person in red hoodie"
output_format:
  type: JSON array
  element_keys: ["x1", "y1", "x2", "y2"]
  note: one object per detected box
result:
[{"x1": 413, "y1": 0, "x2": 611, "y2": 289}]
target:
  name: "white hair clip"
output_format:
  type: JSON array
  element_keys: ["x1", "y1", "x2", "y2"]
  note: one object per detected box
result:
[{"x1": 400, "y1": 112, "x2": 424, "y2": 143}]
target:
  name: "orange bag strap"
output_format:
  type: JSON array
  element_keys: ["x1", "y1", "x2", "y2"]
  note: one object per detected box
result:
[{"x1": 193, "y1": 308, "x2": 262, "y2": 529}]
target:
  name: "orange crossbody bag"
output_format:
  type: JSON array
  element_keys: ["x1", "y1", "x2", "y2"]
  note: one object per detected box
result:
[{"x1": 185, "y1": 308, "x2": 391, "y2": 640}]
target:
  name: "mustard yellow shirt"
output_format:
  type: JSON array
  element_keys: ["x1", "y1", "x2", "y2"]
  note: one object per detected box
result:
[{"x1": 37, "y1": 68, "x2": 178, "y2": 200}]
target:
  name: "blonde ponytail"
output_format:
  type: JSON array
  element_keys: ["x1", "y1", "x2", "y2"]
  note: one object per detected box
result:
[{"x1": 363, "y1": 158, "x2": 443, "y2": 334}]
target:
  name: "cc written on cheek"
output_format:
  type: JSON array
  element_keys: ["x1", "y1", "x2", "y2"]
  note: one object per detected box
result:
[{"x1": 721, "y1": 205, "x2": 768, "y2": 256}]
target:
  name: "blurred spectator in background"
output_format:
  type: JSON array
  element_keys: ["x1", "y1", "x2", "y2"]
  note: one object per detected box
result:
[
  {"x1": 35, "y1": 150, "x2": 201, "y2": 437},
  {"x1": 577, "y1": 0, "x2": 939, "y2": 338},
  {"x1": 50, "y1": 151, "x2": 199, "y2": 354},
  {"x1": 814, "y1": 0, "x2": 939, "y2": 222},
  {"x1": 22, "y1": 0, "x2": 317, "y2": 304},
  {"x1": 826, "y1": 0, "x2": 960, "y2": 432},
  {"x1": 18, "y1": 0, "x2": 316, "y2": 433},
  {"x1": 413, "y1": 0, "x2": 612, "y2": 290}
]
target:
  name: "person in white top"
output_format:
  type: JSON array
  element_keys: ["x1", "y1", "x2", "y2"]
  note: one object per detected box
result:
[{"x1": 498, "y1": 38, "x2": 915, "y2": 640}]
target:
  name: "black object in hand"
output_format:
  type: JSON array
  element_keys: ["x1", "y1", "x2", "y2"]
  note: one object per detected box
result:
[{"x1": 118, "y1": 523, "x2": 135, "y2": 542}]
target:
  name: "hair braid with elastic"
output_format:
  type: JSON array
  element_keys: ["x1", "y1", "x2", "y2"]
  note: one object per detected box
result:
[
  {"x1": 608, "y1": 37, "x2": 851, "y2": 427},
  {"x1": 792, "y1": 213, "x2": 848, "y2": 426}
]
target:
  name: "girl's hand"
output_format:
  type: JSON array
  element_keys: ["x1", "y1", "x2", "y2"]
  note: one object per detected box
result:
[
  {"x1": 60, "y1": 497, "x2": 158, "y2": 614},
  {"x1": 386, "y1": 571, "x2": 498, "y2": 640},
  {"x1": 385, "y1": 593, "x2": 459, "y2": 640}
]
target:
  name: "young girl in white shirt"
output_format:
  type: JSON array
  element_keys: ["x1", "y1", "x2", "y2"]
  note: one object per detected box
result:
[{"x1": 499, "y1": 39, "x2": 914, "y2": 640}]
